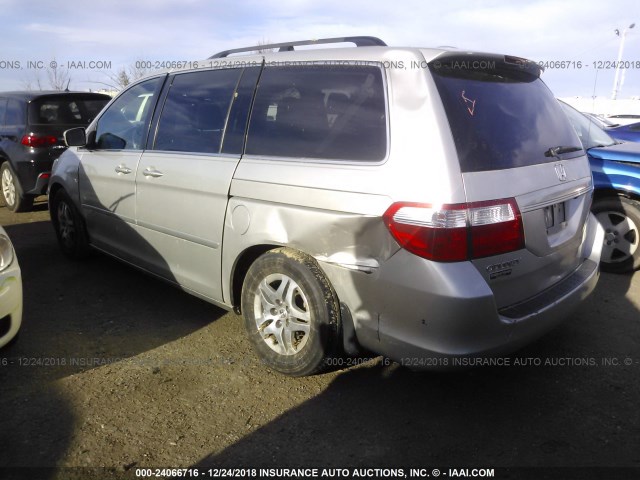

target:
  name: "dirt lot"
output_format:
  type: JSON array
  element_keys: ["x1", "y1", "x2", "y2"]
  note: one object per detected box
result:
[{"x1": 0, "y1": 198, "x2": 639, "y2": 480}]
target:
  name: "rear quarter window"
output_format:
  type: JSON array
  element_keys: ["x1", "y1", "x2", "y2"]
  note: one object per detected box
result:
[
  {"x1": 246, "y1": 64, "x2": 387, "y2": 162},
  {"x1": 430, "y1": 62, "x2": 579, "y2": 172},
  {"x1": 5, "y1": 99, "x2": 25, "y2": 126},
  {"x1": 0, "y1": 98, "x2": 6, "y2": 126}
]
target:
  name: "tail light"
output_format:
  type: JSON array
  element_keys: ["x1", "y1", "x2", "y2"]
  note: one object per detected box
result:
[
  {"x1": 383, "y1": 198, "x2": 524, "y2": 262},
  {"x1": 21, "y1": 134, "x2": 58, "y2": 148}
]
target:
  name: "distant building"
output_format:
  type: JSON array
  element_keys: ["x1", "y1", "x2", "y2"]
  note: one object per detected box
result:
[{"x1": 560, "y1": 96, "x2": 640, "y2": 118}]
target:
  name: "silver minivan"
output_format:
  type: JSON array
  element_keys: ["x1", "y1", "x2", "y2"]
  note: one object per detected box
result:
[{"x1": 49, "y1": 37, "x2": 603, "y2": 375}]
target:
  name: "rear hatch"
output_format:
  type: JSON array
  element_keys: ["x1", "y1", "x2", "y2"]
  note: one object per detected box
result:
[
  {"x1": 26, "y1": 93, "x2": 110, "y2": 159},
  {"x1": 429, "y1": 53, "x2": 593, "y2": 309}
]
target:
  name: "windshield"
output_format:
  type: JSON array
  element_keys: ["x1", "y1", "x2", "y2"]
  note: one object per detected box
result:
[{"x1": 559, "y1": 102, "x2": 618, "y2": 150}]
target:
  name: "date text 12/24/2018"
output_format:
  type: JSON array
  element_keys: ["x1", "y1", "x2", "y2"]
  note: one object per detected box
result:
[{"x1": 134, "y1": 467, "x2": 496, "y2": 478}]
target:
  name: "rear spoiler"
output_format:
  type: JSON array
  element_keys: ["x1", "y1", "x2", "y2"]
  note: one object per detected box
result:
[{"x1": 429, "y1": 52, "x2": 543, "y2": 79}]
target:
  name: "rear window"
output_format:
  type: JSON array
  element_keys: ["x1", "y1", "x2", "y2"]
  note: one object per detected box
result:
[
  {"x1": 28, "y1": 96, "x2": 110, "y2": 125},
  {"x1": 246, "y1": 64, "x2": 387, "y2": 161},
  {"x1": 430, "y1": 61, "x2": 580, "y2": 172}
]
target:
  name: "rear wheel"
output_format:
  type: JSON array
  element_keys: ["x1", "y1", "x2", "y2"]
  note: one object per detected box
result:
[
  {"x1": 50, "y1": 189, "x2": 91, "y2": 259},
  {"x1": 593, "y1": 196, "x2": 640, "y2": 273},
  {"x1": 1, "y1": 163, "x2": 33, "y2": 213},
  {"x1": 241, "y1": 248, "x2": 340, "y2": 376}
]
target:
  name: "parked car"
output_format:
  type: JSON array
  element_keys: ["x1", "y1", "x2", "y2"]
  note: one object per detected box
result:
[
  {"x1": 607, "y1": 121, "x2": 640, "y2": 143},
  {"x1": 582, "y1": 113, "x2": 620, "y2": 129},
  {"x1": 604, "y1": 114, "x2": 640, "y2": 126},
  {"x1": 50, "y1": 36, "x2": 602, "y2": 375},
  {"x1": 0, "y1": 226, "x2": 22, "y2": 348},
  {"x1": 0, "y1": 91, "x2": 111, "y2": 212},
  {"x1": 559, "y1": 100, "x2": 640, "y2": 273}
]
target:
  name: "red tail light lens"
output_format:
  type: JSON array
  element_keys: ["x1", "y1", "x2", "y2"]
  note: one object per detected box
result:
[
  {"x1": 468, "y1": 199, "x2": 524, "y2": 258},
  {"x1": 383, "y1": 198, "x2": 524, "y2": 262},
  {"x1": 383, "y1": 202, "x2": 469, "y2": 261},
  {"x1": 21, "y1": 134, "x2": 58, "y2": 148}
]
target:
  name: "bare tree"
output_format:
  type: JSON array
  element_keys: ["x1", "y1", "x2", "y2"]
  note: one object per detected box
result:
[
  {"x1": 21, "y1": 60, "x2": 70, "y2": 91},
  {"x1": 117, "y1": 68, "x2": 131, "y2": 88},
  {"x1": 253, "y1": 38, "x2": 276, "y2": 54},
  {"x1": 103, "y1": 60, "x2": 150, "y2": 91},
  {"x1": 21, "y1": 71, "x2": 44, "y2": 91},
  {"x1": 128, "y1": 61, "x2": 149, "y2": 83},
  {"x1": 47, "y1": 59, "x2": 71, "y2": 91},
  {"x1": 103, "y1": 67, "x2": 132, "y2": 91}
]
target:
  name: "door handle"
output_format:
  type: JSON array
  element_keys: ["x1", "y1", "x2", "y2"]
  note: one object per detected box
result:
[
  {"x1": 143, "y1": 167, "x2": 164, "y2": 178},
  {"x1": 115, "y1": 165, "x2": 132, "y2": 174}
]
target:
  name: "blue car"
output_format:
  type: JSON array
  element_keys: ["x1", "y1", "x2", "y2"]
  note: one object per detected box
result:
[
  {"x1": 608, "y1": 122, "x2": 640, "y2": 143},
  {"x1": 560, "y1": 101, "x2": 640, "y2": 273}
]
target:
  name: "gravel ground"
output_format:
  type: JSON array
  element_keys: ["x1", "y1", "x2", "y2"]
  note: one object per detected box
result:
[{"x1": 0, "y1": 198, "x2": 639, "y2": 480}]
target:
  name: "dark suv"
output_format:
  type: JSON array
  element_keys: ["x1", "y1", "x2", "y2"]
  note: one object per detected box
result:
[{"x1": 0, "y1": 91, "x2": 110, "y2": 212}]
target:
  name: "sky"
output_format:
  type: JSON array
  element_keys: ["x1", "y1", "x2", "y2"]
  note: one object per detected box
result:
[{"x1": 0, "y1": 0, "x2": 638, "y2": 99}]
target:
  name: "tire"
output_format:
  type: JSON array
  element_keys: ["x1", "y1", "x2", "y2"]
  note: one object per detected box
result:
[
  {"x1": 1, "y1": 162, "x2": 33, "y2": 213},
  {"x1": 50, "y1": 189, "x2": 91, "y2": 260},
  {"x1": 241, "y1": 248, "x2": 340, "y2": 376},
  {"x1": 592, "y1": 196, "x2": 640, "y2": 274}
]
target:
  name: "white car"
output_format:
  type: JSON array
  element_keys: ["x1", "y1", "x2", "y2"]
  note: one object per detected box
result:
[{"x1": 0, "y1": 226, "x2": 22, "y2": 348}]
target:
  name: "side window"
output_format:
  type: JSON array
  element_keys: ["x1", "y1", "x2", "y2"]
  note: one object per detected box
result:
[
  {"x1": 222, "y1": 67, "x2": 261, "y2": 155},
  {"x1": 0, "y1": 98, "x2": 7, "y2": 126},
  {"x1": 246, "y1": 65, "x2": 387, "y2": 161},
  {"x1": 154, "y1": 69, "x2": 242, "y2": 154},
  {"x1": 5, "y1": 99, "x2": 25, "y2": 126},
  {"x1": 95, "y1": 77, "x2": 162, "y2": 150}
]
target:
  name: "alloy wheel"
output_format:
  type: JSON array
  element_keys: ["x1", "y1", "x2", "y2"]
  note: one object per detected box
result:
[
  {"x1": 596, "y1": 210, "x2": 639, "y2": 264},
  {"x1": 252, "y1": 273, "x2": 311, "y2": 356},
  {"x1": 57, "y1": 200, "x2": 77, "y2": 249},
  {"x1": 1, "y1": 168, "x2": 16, "y2": 207}
]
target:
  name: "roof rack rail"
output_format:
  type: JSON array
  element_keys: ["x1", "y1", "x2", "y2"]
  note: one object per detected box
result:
[{"x1": 209, "y1": 36, "x2": 387, "y2": 59}]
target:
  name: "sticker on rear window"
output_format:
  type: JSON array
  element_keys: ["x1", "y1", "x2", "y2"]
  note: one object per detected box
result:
[{"x1": 461, "y1": 90, "x2": 476, "y2": 116}]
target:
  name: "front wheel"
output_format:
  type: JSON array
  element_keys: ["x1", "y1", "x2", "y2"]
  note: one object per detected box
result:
[
  {"x1": 593, "y1": 196, "x2": 640, "y2": 273},
  {"x1": 241, "y1": 248, "x2": 340, "y2": 376},
  {"x1": 50, "y1": 189, "x2": 91, "y2": 260}
]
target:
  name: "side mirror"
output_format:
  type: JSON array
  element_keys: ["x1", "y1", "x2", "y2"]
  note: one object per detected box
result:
[{"x1": 64, "y1": 127, "x2": 87, "y2": 147}]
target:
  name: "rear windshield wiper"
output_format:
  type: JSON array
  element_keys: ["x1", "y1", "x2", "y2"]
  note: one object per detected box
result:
[{"x1": 544, "y1": 146, "x2": 583, "y2": 158}]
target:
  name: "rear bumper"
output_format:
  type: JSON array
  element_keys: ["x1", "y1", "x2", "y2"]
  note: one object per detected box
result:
[
  {"x1": 13, "y1": 149, "x2": 58, "y2": 195},
  {"x1": 320, "y1": 213, "x2": 604, "y2": 369},
  {"x1": 26, "y1": 171, "x2": 51, "y2": 195}
]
